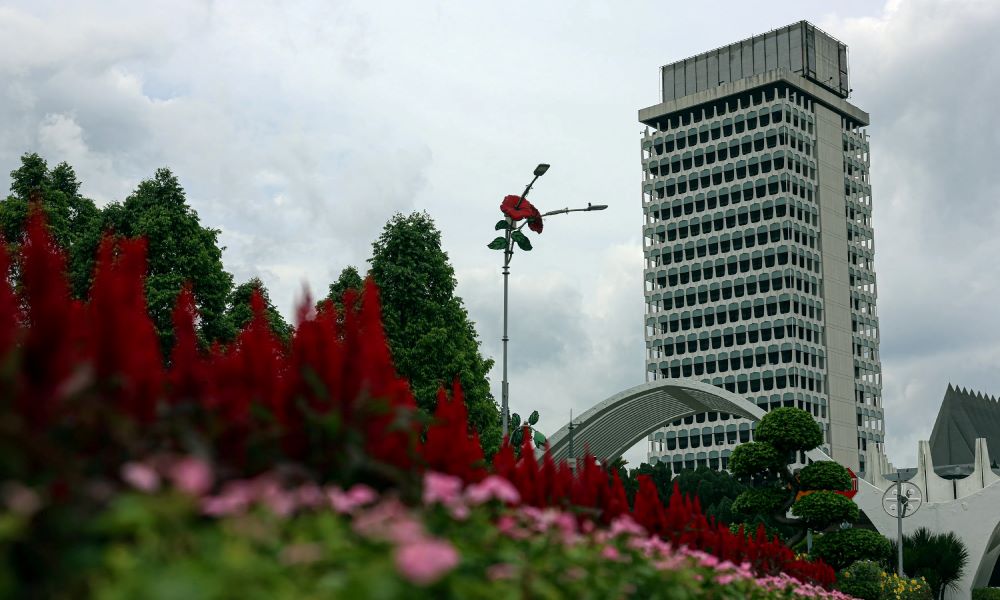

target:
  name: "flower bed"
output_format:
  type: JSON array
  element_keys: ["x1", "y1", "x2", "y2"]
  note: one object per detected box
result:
[{"x1": 0, "y1": 209, "x2": 845, "y2": 598}]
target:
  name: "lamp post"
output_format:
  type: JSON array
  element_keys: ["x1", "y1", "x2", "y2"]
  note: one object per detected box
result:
[{"x1": 488, "y1": 164, "x2": 608, "y2": 438}]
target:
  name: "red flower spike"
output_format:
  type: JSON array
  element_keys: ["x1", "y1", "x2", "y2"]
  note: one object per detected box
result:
[{"x1": 0, "y1": 240, "x2": 19, "y2": 361}]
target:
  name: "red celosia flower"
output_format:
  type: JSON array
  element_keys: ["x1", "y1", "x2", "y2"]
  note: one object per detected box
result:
[
  {"x1": 500, "y1": 195, "x2": 543, "y2": 234},
  {"x1": 0, "y1": 240, "x2": 18, "y2": 361}
]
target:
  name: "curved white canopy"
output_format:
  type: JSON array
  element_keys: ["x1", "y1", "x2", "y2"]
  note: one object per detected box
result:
[{"x1": 546, "y1": 379, "x2": 766, "y2": 462}]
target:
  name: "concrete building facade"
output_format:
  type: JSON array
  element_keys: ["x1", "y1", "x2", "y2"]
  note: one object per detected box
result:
[{"x1": 639, "y1": 22, "x2": 884, "y2": 476}]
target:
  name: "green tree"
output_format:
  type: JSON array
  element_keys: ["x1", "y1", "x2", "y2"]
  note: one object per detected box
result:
[
  {"x1": 226, "y1": 277, "x2": 293, "y2": 345},
  {"x1": 891, "y1": 527, "x2": 969, "y2": 600},
  {"x1": 368, "y1": 212, "x2": 501, "y2": 456},
  {"x1": 623, "y1": 462, "x2": 674, "y2": 507},
  {"x1": 812, "y1": 528, "x2": 891, "y2": 571},
  {"x1": 102, "y1": 168, "x2": 234, "y2": 352},
  {"x1": 0, "y1": 153, "x2": 103, "y2": 297},
  {"x1": 728, "y1": 407, "x2": 857, "y2": 546},
  {"x1": 674, "y1": 465, "x2": 747, "y2": 526},
  {"x1": 321, "y1": 265, "x2": 364, "y2": 309}
]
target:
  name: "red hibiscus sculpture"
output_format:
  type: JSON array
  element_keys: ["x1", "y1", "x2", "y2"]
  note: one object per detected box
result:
[{"x1": 500, "y1": 195, "x2": 543, "y2": 234}]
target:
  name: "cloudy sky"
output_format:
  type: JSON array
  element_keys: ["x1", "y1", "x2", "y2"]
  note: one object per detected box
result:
[{"x1": 3, "y1": 0, "x2": 998, "y2": 468}]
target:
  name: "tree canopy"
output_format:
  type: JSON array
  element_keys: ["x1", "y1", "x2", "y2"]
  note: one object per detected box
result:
[
  {"x1": 322, "y1": 265, "x2": 364, "y2": 310},
  {"x1": 102, "y1": 168, "x2": 234, "y2": 351},
  {"x1": 367, "y1": 212, "x2": 501, "y2": 456},
  {"x1": 226, "y1": 277, "x2": 293, "y2": 345},
  {"x1": 0, "y1": 153, "x2": 103, "y2": 297}
]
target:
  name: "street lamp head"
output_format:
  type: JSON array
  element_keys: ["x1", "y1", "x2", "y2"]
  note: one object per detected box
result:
[
  {"x1": 533, "y1": 164, "x2": 550, "y2": 177},
  {"x1": 587, "y1": 203, "x2": 609, "y2": 211}
]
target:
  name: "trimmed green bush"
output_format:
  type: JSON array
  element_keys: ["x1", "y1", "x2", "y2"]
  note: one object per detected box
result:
[
  {"x1": 973, "y1": 588, "x2": 1000, "y2": 600},
  {"x1": 732, "y1": 488, "x2": 787, "y2": 517},
  {"x1": 729, "y1": 442, "x2": 783, "y2": 477},
  {"x1": 835, "y1": 560, "x2": 882, "y2": 600},
  {"x1": 812, "y1": 528, "x2": 891, "y2": 571},
  {"x1": 790, "y1": 491, "x2": 859, "y2": 529},
  {"x1": 798, "y1": 461, "x2": 852, "y2": 491},
  {"x1": 754, "y1": 408, "x2": 823, "y2": 454}
]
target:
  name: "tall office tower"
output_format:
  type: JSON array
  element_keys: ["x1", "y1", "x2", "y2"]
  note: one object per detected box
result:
[{"x1": 639, "y1": 22, "x2": 884, "y2": 478}]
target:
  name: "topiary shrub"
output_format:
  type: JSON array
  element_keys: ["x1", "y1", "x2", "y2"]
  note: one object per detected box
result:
[
  {"x1": 812, "y1": 528, "x2": 891, "y2": 571},
  {"x1": 732, "y1": 487, "x2": 787, "y2": 517},
  {"x1": 727, "y1": 408, "x2": 859, "y2": 548},
  {"x1": 753, "y1": 407, "x2": 823, "y2": 454},
  {"x1": 728, "y1": 441, "x2": 783, "y2": 477},
  {"x1": 798, "y1": 461, "x2": 852, "y2": 491},
  {"x1": 835, "y1": 560, "x2": 883, "y2": 600},
  {"x1": 973, "y1": 589, "x2": 1000, "y2": 600},
  {"x1": 790, "y1": 491, "x2": 859, "y2": 529}
]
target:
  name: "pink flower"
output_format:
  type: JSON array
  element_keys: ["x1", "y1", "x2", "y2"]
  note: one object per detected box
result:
[
  {"x1": 486, "y1": 563, "x2": 517, "y2": 581},
  {"x1": 464, "y1": 475, "x2": 520, "y2": 505},
  {"x1": 601, "y1": 545, "x2": 621, "y2": 561},
  {"x1": 261, "y1": 487, "x2": 297, "y2": 517},
  {"x1": 167, "y1": 456, "x2": 213, "y2": 496},
  {"x1": 295, "y1": 483, "x2": 326, "y2": 508},
  {"x1": 449, "y1": 503, "x2": 470, "y2": 520},
  {"x1": 201, "y1": 494, "x2": 245, "y2": 517},
  {"x1": 422, "y1": 472, "x2": 463, "y2": 506},
  {"x1": 121, "y1": 462, "x2": 160, "y2": 493},
  {"x1": 395, "y1": 538, "x2": 459, "y2": 585},
  {"x1": 352, "y1": 499, "x2": 425, "y2": 545},
  {"x1": 2, "y1": 482, "x2": 41, "y2": 516},
  {"x1": 609, "y1": 515, "x2": 646, "y2": 538},
  {"x1": 495, "y1": 514, "x2": 529, "y2": 540},
  {"x1": 327, "y1": 484, "x2": 378, "y2": 514}
]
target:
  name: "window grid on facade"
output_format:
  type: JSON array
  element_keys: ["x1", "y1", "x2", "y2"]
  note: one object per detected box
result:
[{"x1": 639, "y1": 22, "x2": 884, "y2": 477}]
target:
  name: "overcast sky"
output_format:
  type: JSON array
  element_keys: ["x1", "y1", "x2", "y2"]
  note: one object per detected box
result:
[{"x1": 3, "y1": 0, "x2": 998, "y2": 469}]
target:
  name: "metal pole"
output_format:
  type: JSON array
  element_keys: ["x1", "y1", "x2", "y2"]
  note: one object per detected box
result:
[
  {"x1": 501, "y1": 232, "x2": 511, "y2": 438},
  {"x1": 896, "y1": 478, "x2": 904, "y2": 577},
  {"x1": 568, "y1": 409, "x2": 575, "y2": 465}
]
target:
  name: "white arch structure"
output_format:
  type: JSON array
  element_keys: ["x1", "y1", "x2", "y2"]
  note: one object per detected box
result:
[{"x1": 546, "y1": 378, "x2": 767, "y2": 463}]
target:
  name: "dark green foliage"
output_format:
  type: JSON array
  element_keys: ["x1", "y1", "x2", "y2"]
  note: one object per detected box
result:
[
  {"x1": 321, "y1": 265, "x2": 364, "y2": 312},
  {"x1": 798, "y1": 461, "x2": 852, "y2": 491},
  {"x1": 103, "y1": 168, "x2": 234, "y2": 352},
  {"x1": 368, "y1": 212, "x2": 500, "y2": 456},
  {"x1": 890, "y1": 527, "x2": 969, "y2": 600},
  {"x1": 973, "y1": 589, "x2": 1000, "y2": 600},
  {"x1": 812, "y1": 529, "x2": 891, "y2": 571},
  {"x1": 835, "y1": 560, "x2": 883, "y2": 600},
  {"x1": 732, "y1": 487, "x2": 787, "y2": 517},
  {"x1": 623, "y1": 462, "x2": 674, "y2": 506},
  {"x1": 754, "y1": 407, "x2": 823, "y2": 454},
  {"x1": 673, "y1": 466, "x2": 746, "y2": 526},
  {"x1": 729, "y1": 441, "x2": 783, "y2": 477},
  {"x1": 226, "y1": 278, "x2": 293, "y2": 345},
  {"x1": 620, "y1": 465, "x2": 746, "y2": 526},
  {"x1": 790, "y1": 491, "x2": 859, "y2": 529},
  {"x1": 0, "y1": 153, "x2": 103, "y2": 297}
]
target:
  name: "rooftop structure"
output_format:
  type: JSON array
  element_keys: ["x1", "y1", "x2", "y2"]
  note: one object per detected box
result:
[{"x1": 929, "y1": 384, "x2": 1000, "y2": 476}]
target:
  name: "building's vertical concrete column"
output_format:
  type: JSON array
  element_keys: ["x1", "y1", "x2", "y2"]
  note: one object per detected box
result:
[{"x1": 815, "y1": 104, "x2": 858, "y2": 471}]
